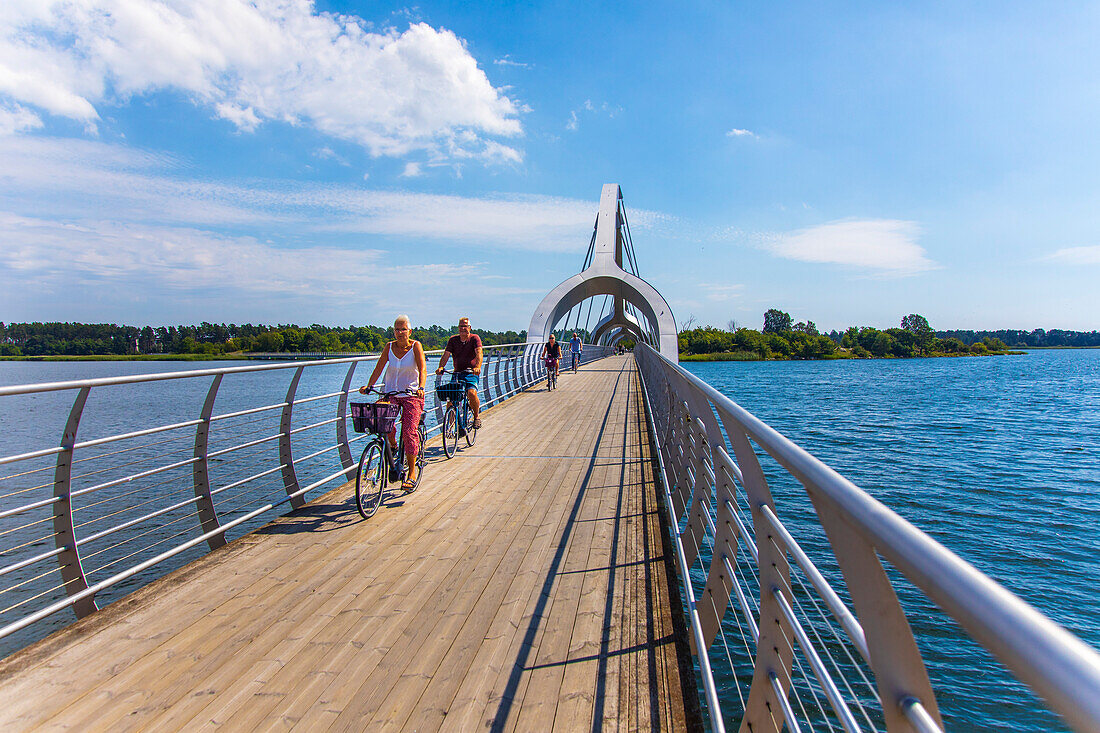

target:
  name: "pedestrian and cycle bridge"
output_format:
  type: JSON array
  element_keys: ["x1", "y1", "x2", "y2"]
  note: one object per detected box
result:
[{"x1": 0, "y1": 186, "x2": 1098, "y2": 731}]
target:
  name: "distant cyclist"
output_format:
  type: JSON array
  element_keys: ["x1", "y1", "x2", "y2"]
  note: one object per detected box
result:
[
  {"x1": 435, "y1": 317, "x2": 483, "y2": 429},
  {"x1": 542, "y1": 334, "x2": 562, "y2": 379},
  {"x1": 569, "y1": 332, "x2": 583, "y2": 371}
]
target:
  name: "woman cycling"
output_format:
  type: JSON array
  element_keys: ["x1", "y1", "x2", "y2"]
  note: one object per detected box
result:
[
  {"x1": 359, "y1": 315, "x2": 426, "y2": 489},
  {"x1": 542, "y1": 333, "x2": 562, "y2": 379}
]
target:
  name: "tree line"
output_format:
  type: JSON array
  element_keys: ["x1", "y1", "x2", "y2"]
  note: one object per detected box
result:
[
  {"x1": 677, "y1": 310, "x2": 1052, "y2": 360},
  {"x1": 0, "y1": 322, "x2": 527, "y2": 357},
  {"x1": 933, "y1": 329, "x2": 1100, "y2": 348}
]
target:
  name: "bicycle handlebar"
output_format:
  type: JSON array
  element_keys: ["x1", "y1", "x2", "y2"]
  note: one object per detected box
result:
[{"x1": 358, "y1": 386, "x2": 420, "y2": 398}]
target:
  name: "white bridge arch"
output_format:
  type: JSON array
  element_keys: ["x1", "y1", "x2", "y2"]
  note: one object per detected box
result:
[{"x1": 527, "y1": 184, "x2": 678, "y2": 361}]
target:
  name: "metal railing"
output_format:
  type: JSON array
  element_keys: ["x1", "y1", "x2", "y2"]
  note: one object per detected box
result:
[
  {"x1": 633, "y1": 343, "x2": 1100, "y2": 733},
  {"x1": 0, "y1": 342, "x2": 611, "y2": 656}
]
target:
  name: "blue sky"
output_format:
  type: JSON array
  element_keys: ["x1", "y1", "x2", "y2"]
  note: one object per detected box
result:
[{"x1": 2, "y1": 1, "x2": 1098, "y2": 333}]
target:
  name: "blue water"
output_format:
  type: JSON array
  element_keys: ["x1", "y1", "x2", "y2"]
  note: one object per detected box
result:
[{"x1": 683, "y1": 350, "x2": 1100, "y2": 732}]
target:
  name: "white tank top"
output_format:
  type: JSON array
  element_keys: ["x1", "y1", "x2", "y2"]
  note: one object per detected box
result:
[{"x1": 382, "y1": 342, "x2": 420, "y2": 394}]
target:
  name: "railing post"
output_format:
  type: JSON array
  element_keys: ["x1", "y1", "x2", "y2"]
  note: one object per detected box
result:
[
  {"x1": 337, "y1": 361, "x2": 359, "y2": 473},
  {"x1": 492, "y1": 348, "x2": 503, "y2": 404},
  {"x1": 53, "y1": 386, "x2": 98, "y2": 618},
  {"x1": 527, "y1": 342, "x2": 536, "y2": 387},
  {"x1": 681, "y1": 416, "x2": 714, "y2": 568},
  {"x1": 280, "y1": 366, "x2": 305, "y2": 509},
  {"x1": 431, "y1": 369, "x2": 444, "y2": 428},
  {"x1": 193, "y1": 375, "x2": 226, "y2": 550},
  {"x1": 667, "y1": 401, "x2": 694, "y2": 521},
  {"x1": 700, "y1": 448, "x2": 745, "y2": 649},
  {"x1": 724, "y1": 420, "x2": 794, "y2": 733},
  {"x1": 809, "y1": 493, "x2": 944, "y2": 732}
]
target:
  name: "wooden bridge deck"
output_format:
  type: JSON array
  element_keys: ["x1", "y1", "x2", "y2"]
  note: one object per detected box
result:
[{"x1": 0, "y1": 355, "x2": 697, "y2": 731}]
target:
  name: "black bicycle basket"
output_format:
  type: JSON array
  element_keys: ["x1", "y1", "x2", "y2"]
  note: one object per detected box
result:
[
  {"x1": 350, "y1": 401, "x2": 400, "y2": 434},
  {"x1": 435, "y1": 382, "x2": 468, "y2": 403}
]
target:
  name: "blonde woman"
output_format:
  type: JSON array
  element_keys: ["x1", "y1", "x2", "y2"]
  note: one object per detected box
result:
[{"x1": 359, "y1": 315, "x2": 426, "y2": 488}]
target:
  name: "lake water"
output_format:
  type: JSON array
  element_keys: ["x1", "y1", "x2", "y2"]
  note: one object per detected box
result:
[
  {"x1": 683, "y1": 349, "x2": 1099, "y2": 732},
  {"x1": 1, "y1": 352, "x2": 1097, "y2": 730}
]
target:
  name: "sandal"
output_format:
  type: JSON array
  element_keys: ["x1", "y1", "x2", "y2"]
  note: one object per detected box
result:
[
  {"x1": 472, "y1": 418, "x2": 482, "y2": 429},
  {"x1": 402, "y1": 479, "x2": 417, "y2": 490}
]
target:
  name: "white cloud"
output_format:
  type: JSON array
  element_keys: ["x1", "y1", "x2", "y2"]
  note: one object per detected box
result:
[
  {"x1": 566, "y1": 99, "x2": 621, "y2": 131},
  {"x1": 493, "y1": 55, "x2": 530, "y2": 68},
  {"x1": 401, "y1": 162, "x2": 422, "y2": 177},
  {"x1": 1043, "y1": 245, "x2": 1100, "y2": 265},
  {"x1": 0, "y1": 102, "x2": 42, "y2": 135},
  {"x1": 0, "y1": 136, "x2": 617, "y2": 252},
  {"x1": 765, "y1": 219, "x2": 936, "y2": 275},
  {"x1": 0, "y1": 211, "x2": 535, "y2": 322},
  {"x1": 314, "y1": 146, "x2": 349, "y2": 166},
  {"x1": 699, "y1": 283, "x2": 745, "y2": 301},
  {"x1": 727, "y1": 128, "x2": 757, "y2": 138},
  {"x1": 215, "y1": 103, "x2": 261, "y2": 133},
  {"x1": 0, "y1": 0, "x2": 522, "y2": 164}
]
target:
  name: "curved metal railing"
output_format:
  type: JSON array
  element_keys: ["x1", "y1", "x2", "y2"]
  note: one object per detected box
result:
[
  {"x1": 0, "y1": 342, "x2": 611, "y2": 656},
  {"x1": 634, "y1": 343, "x2": 1100, "y2": 733}
]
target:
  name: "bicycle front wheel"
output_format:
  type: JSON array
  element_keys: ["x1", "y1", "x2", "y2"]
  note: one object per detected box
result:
[
  {"x1": 442, "y1": 405, "x2": 458, "y2": 458},
  {"x1": 463, "y1": 402, "x2": 477, "y2": 447},
  {"x1": 355, "y1": 442, "x2": 385, "y2": 519}
]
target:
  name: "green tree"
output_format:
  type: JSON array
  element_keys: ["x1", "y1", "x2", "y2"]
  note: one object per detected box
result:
[
  {"x1": 901, "y1": 314, "x2": 934, "y2": 355},
  {"x1": 762, "y1": 309, "x2": 792, "y2": 334}
]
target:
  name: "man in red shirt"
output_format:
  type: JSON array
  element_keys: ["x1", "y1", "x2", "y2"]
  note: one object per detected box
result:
[{"x1": 435, "y1": 317, "x2": 483, "y2": 429}]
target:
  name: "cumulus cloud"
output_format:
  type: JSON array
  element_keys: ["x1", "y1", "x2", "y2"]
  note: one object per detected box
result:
[
  {"x1": 0, "y1": 0, "x2": 522, "y2": 163},
  {"x1": 727, "y1": 128, "x2": 757, "y2": 138},
  {"x1": 764, "y1": 219, "x2": 936, "y2": 275},
  {"x1": 1043, "y1": 245, "x2": 1100, "y2": 265}
]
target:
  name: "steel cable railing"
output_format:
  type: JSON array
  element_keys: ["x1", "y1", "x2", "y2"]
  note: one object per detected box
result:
[
  {"x1": 633, "y1": 343, "x2": 1100, "y2": 732},
  {"x1": 0, "y1": 342, "x2": 611, "y2": 657}
]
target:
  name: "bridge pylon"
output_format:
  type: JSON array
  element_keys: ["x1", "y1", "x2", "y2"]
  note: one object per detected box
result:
[{"x1": 527, "y1": 184, "x2": 678, "y2": 361}]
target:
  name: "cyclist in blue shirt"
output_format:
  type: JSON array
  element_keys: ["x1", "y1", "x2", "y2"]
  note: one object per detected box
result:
[{"x1": 569, "y1": 332, "x2": 583, "y2": 371}]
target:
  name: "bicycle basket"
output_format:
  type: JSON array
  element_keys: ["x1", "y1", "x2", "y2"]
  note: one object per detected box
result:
[
  {"x1": 436, "y1": 382, "x2": 468, "y2": 403},
  {"x1": 350, "y1": 401, "x2": 400, "y2": 434}
]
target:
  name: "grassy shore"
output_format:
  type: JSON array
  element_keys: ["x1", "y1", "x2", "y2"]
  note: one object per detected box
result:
[{"x1": 0, "y1": 354, "x2": 252, "y2": 362}]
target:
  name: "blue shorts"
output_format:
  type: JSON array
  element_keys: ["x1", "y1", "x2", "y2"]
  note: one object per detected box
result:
[{"x1": 454, "y1": 373, "x2": 479, "y2": 392}]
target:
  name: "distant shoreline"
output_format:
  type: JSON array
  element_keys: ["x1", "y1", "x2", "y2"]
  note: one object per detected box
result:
[
  {"x1": 6, "y1": 347, "x2": 1096, "y2": 364},
  {"x1": 680, "y1": 350, "x2": 1029, "y2": 362},
  {"x1": 0, "y1": 354, "x2": 252, "y2": 362}
]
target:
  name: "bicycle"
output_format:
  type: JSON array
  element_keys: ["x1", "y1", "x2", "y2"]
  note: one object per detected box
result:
[
  {"x1": 436, "y1": 370, "x2": 478, "y2": 459},
  {"x1": 571, "y1": 351, "x2": 581, "y2": 373},
  {"x1": 545, "y1": 357, "x2": 558, "y2": 391},
  {"x1": 349, "y1": 388, "x2": 426, "y2": 519}
]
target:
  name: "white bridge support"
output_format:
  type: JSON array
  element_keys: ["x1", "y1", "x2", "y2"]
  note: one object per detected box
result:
[{"x1": 527, "y1": 184, "x2": 679, "y2": 361}]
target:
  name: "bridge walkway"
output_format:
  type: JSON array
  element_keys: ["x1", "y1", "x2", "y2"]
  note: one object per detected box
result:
[{"x1": 0, "y1": 355, "x2": 696, "y2": 731}]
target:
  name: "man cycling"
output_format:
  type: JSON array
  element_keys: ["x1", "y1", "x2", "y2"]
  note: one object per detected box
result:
[
  {"x1": 569, "y1": 332, "x2": 583, "y2": 371},
  {"x1": 435, "y1": 317, "x2": 483, "y2": 429}
]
